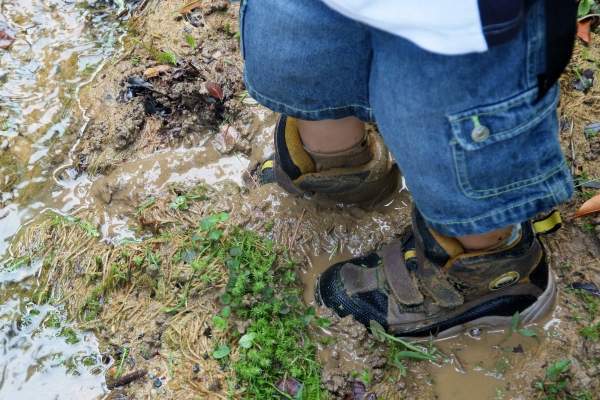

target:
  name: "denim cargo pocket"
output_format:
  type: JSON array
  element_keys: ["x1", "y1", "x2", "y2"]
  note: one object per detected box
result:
[
  {"x1": 238, "y1": 0, "x2": 248, "y2": 59},
  {"x1": 447, "y1": 85, "x2": 563, "y2": 199}
]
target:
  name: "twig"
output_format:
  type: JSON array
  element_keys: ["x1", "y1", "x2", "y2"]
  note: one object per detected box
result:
[
  {"x1": 570, "y1": 120, "x2": 576, "y2": 176},
  {"x1": 288, "y1": 208, "x2": 306, "y2": 249},
  {"x1": 107, "y1": 369, "x2": 147, "y2": 389}
]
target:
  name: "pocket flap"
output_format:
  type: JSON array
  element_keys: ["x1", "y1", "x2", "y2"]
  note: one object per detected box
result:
[{"x1": 447, "y1": 85, "x2": 559, "y2": 151}]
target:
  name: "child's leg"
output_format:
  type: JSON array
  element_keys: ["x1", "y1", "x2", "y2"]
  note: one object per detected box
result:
[
  {"x1": 242, "y1": 0, "x2": 398, "y2": 204},
  {"x1": 316, "y1": 0, "x2": 572, "y2": 335},
  {"x1": 241, "y1": 0, "x2": 572, "y2": 335},
  {"x1": 297, "y1": 117, "x2": 365, "y2": 154}
]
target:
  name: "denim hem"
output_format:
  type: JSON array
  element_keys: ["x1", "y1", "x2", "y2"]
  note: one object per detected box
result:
[
  {"x1": 420, "y1": 166, "x2": 573, "y2": 237},
  {"x1": 245, "y1": 79, "x2": 374, "y2": 122}
]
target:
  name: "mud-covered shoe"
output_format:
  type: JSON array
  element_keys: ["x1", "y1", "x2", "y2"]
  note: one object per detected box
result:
[
  {"x1": 257, "y1": 115, "x2": 399, "y2": 205},
  {"x1": 315, "y1": 208, "x2": 562, "y2": 337}
]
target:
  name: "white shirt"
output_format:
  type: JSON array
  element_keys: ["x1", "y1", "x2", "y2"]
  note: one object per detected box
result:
[{"x1": 320, "y1": 0, "x2": 488, "y2": 55}]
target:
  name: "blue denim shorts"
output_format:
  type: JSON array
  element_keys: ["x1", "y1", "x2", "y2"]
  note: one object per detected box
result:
[{"x1": 240, "y1": 0, "x2": 573, "y2": 236}]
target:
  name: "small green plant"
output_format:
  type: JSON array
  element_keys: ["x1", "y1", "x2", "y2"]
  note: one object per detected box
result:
[
  {"x1": 136, "y1": 196, "x2": 156, "y2": 214},
  {"x1": 184, "y1": 216, "x2": 325, "y2": 398},
  {"x1": 582, "y1": 222, "x2": 596, "y2": 233},
  {"x1": 574, "y1": 289, "x2": 599, "y2": 319},
  {"x1": 131, "y1": 38, "x2": 178, "y2": 66},
  {"x1": 184, "y1": 34, "x2": 197, "y2": 49},
  {"x1": 3, "y1": 255, "x2": 32, "y2": 271},
  {"x1": 510, "y1": 311, "x2": 538, "y2": 338},
  {"x1": 534, "y1": 359, "x2": 581, "y2": 399},
  {"x1": 212, "y1": 307, "x2": 230, "y2": 331},
  {"x1": 578, "y1": 0, "x2": 598, "y2": 18},
  {"x1": 370, "y1": 320, "x2": 440, "y2": 362},
  {"x1": 169, "y1": 187, "x2": 207, "y2": 211},
  {"x1": 581, "y1": 190, "x2": 596, "y2": 201},
  {"x1": 533, "y1": 360, "x2": 593, "y2": 399},
  {"x1": 130, "y1": 54, "x2": 141, "y2": 66},
  {"x1": 105, "y1": 263, "x2": 130, "y2": 291},
  {"x1": 213, "y1": 344, "x2": 230, "y2": 359},
  {"x1": 353, "y1": 369, "x2": 372, "y2": 385},
  {"x1": 59, "y1": 327, "x2": 80, "y2": 345},
  {"x1": 51, "y1": 214, "x2": 100, "y2": 238},
  {"x1": 222, "y1": 22, "x2": 236, "y2": 37},
  {"x1": 44, "y1": 312, "x2": 62, "y2": 329},
  {"x1": 157, "y1": 50, "x2": 177, "y2": 66},
  {"x1": 80, "y1": 286, "x2": 103, "y2": 321},
  {"x1": 115, "y1": 347, "x2": 130, "y2": 379},
  {"x1": 580, "y1": 322, "x2": 600, "y2": 341}
]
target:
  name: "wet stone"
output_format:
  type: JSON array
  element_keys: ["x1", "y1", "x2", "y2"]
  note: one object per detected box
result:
[{"x1": 469, "y1": 327, "x2": 481, "y2": 337}]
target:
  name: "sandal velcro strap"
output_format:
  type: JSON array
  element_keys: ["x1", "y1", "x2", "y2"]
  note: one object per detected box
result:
[
  {"x1": 415, "y1": 240, "x2": 464, "y2": 308},
  {"x1": 382, "y1": 241, "x2": 464, "y2": 308},
  {"x1": 533, "y1": 210, "x2": 562, "y2": 235},
  {"x1": 381, "y1": 243, "x2": 423, "y2": 306}
]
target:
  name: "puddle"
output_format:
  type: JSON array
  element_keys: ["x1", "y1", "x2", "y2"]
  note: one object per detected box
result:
[
  {"x1": 0, "y1": 298, "x2": 105, "y2": 399},
  {"x1": 431, "y1": 329, "x2": 544, "y2": 400},
  {"x1": 0, "y1": 2, "x2": 258, "y2": 397},
  {"x1": 0, "y1": 0, "x2": 123, "y2": 398},
  {"x1": 0, "y1": 0, "x2": 121, "y2": 255},
  {"x1": 89, "y1": 144, "x2": 250, "y2": 207}
]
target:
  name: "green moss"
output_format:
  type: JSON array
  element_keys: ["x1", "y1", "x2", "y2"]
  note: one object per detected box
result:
[
  {"x1": 534, "y1": 359, "x2": 594, "y2": 400},
  {"x1": 166, "y1": 213, "x2": 325, "y2": 398},
  {"x1": 580, "y1": 322, "x2": 600, "y2": 342},
  {"x1": 59, "y1": 327, "x2": 80, "y2": 345}
]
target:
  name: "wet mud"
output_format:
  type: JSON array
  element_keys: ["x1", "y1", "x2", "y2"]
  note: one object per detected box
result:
[{"x1": 1, "y1": 1, "x2": 600, "y2": 399}]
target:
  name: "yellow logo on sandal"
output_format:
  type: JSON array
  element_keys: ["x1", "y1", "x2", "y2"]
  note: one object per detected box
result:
[{"x1": 489, "y1": 271, "x2": 520, "y2": 291}]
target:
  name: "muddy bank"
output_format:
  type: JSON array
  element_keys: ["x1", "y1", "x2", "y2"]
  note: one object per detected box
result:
[{"x1": 4, "y1": 0, "x2": 600, "y2": 399}]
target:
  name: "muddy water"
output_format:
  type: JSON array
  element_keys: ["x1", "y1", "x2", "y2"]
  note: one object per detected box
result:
[
  {"x1": 0, "y1": 2, "x2": 260, "y2": 397},
  {"x1": 0, "y1": 0, "x2": 122, "y2": 254},
  {"x1": 74, "y1": 143, "x2": 250, "y2": 242},
  {"x1": 302, "y1": 252, "x2": 557, "y2": 400},
  {"x1": 0, "y1": 1, "x2": 124, "y2": 398}
]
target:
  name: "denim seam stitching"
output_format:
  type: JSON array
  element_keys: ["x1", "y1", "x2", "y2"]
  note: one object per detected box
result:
[
  {"x1": 448, "y1": 86, "x2": 540, "y2": 123},
  {"x1": 421, "y1": 192, "x2": 559, "y2": 226},
  {"x1": 246, "y1": 84, "x2": 372, "y2": 117},
  {"x1": 453, "y1": 141, "x2": 567, "y2": 198},
  {"x1": 545, "y1": 178, "x2": 560, "y2": 205},
  {"x1": 526, "y1": 0, "x2": 544, "y2": 88},
  {"x1": 239, "y1": 0, "x2": 248, "y2": 60}
]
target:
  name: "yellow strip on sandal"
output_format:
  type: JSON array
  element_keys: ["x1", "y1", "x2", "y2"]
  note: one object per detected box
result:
[{"x1": 533, "y1": 210, "x2": 562, "y2": 235}]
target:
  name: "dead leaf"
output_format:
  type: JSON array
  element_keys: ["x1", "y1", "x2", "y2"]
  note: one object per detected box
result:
[
  {"x1": 180, "y1": 1, "x2": 202, "y2": 15},
  {"x1": 143, "y1": 65, "x2": 170, "y2": 78},
  {"x1": 276, "y1": 378, "x2": 303, "y2": 398},
  {"x1": 215, "y1": 125, "x2": 240, "y2": 154},
  {"x1": 206, "y1": 82, "x2": 224, "y2": 100},
  {"x1": 575, "y1": 192, "x2": 600, "y2": 218},
  {"x1": 0, "y1": 21, "x2": 16, "y2": 49},
  {"x1": 577, "y1": 19, "x2": 592, "y2": 44}
]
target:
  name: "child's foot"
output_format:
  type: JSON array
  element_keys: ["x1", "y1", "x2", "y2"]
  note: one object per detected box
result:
[
  {"x1": 315, "y1": 208, "x2": 561, "y2": 337},
  {"x1": 257, "y1": 115, "x2": 399, "y2": 205}
]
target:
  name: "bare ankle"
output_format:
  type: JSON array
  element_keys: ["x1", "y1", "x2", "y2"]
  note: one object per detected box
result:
[
  {"x1": 297, "y1": 117, "x2": 365, "y2": 153},
  {"x1": 457, "y1": 226, "x2": 514, "y2": 251}
]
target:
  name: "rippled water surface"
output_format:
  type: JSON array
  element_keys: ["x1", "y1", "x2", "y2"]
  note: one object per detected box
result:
[{"x1": 0, "y1": 1, "x2": 123, "y2": 398}]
